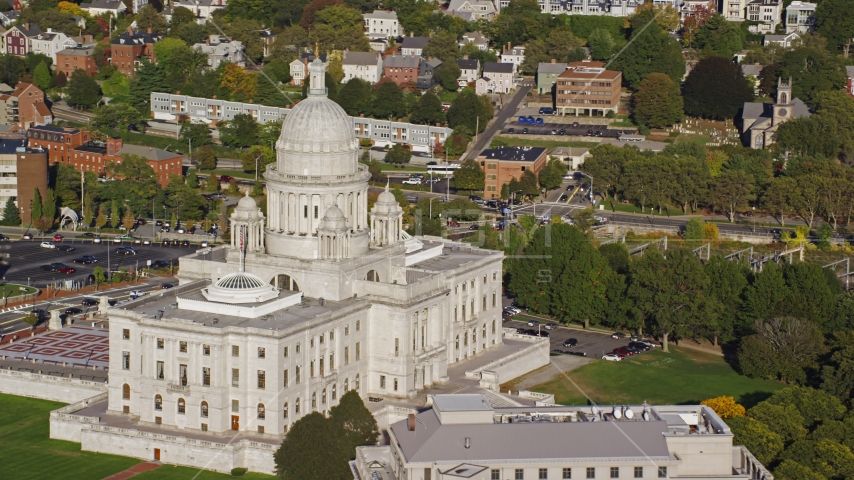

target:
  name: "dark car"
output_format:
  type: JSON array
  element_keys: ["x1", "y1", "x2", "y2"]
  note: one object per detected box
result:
[
  {"x1": 73, "y1": 256, "x2": 97, "y2": 264},
  {"x1": 188, "y1": 227, "x2": 197, "y2": 235},
  {"x1": 558, "y1": 129, "x2": 566, "y2": 135},
  {"x1": 538, "y1": 107, "x2": 554, "y2": 115},
  {"x1": 559, "y1": 194, "x2": 568, "y2": 202},
  {"x1": 536, "y1": 331, "x2": 550, "y2": 338},
  {"x1": 611, "y1": 332, "x2": 627, "y2": 339},
  {"x1": 624, "y1": 345, "x2": 643, "y2": 355},
  {"x1": 522, "y1": 127, "x2": 529, "y2": 134},
  {"x1": 56, "y1": 244, "x2": 75, "y2": 252},
  {"x1": 594, "y1": 131, "x2": 603, "y2": 137},
  {"x1": 160, "y1": 227, "x2": 171, "y2": 233},
  {"x1": 31, "y1": 309, "x2": 48, "y2": 320},
  {"x1": 136, "y1": 219, "x2": 146, "y2": 225},
  {"x1": 586, "y1": 130, "x2": 594, "y2": 136},
  {"x1": 81, "y1": 232, "x2": 96, "y2": 238},
  {"x1": 629, "y1": 341, "x2": 650, "y2": 351},
  {"x1": 64, "y1": 307, "x2": 82, "y2": 315},
  {"x1": 0, "y1": 234, "x2": 8, "y2": 241},
  {"x1": 153, "y1": 260, "x2": 173, "y2": 268},
  {"x1": 161, "y1": 283, "x2": 174, "y2": 289},
  {"x1": 468, "y1": 224, "x2": 479, "y2": 230},
  {"x1": 155, "y1": 220, "x2": 163, "y2": 226},
  {"x1": 563, "y1": 338, "x2": 578, "y2": 347},
  {"x1": 40, "y1": 264, "x2": 57, "y2": 271},
  {"x1": 181, "y1": 240, "x2": 191, "y2": 247},
  {"x1": 81, "y1": 298, "x2": 98, "y2": 306},
  {"x1": 116, "y1": 247, "x2": 136, "y2": 255},
  {"x1": 507, "y1": 127, "x2": 515, "y2": 134},
  {"x1": 207, "y1": 229, "x2": 218, "y2": 236}
]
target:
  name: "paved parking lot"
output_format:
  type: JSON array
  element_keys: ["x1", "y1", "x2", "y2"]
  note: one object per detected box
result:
[
  {"x1": 0, "y1": 240, "x2": 190, "y2": 287},
  {"x1": 504, "y1": 123, "x2": 621, "y2": 137},
  {"x1": 503, "y1": 316, "x2": 651, "y2": 359}
]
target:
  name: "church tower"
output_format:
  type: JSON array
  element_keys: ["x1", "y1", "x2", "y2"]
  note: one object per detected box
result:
[{"x1": 773, "y1": 77, "x2": 793, "y2": 126}]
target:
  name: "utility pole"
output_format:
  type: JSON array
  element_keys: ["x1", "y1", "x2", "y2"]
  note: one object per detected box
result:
[{"x1": 80, "y1": 170, "x2": 84, "y2": 228}]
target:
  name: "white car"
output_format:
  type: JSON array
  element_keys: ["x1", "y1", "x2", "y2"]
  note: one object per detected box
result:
[
  {"x1": 505, "y1": 306, "x2": 521, "y2": 315},
  {"x1": 602, "y1": 353, "x2": 623, "y2": 361},
  {"x1": 402, "y1": 179, "x2": 422, "y2": 185},
  {"x1": 129, "y1": 290, "x2": 145, "y2": 298},
  {"x1": 526, "y1": 320, "x2": 539, "y2": 327},
  {"x1": 40, "y1": 241, "x2": 56, "y2": 249}
]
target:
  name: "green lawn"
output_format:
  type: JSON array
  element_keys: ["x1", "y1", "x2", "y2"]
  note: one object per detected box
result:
[
  {"x1": 206, "y1": 169, "x2": 256, "y2": 180},
  {"x1": 377, "y1": 163, "x2": 428, "y2": 172},
  {"x1": 527, "y1": 346, "x2": 784, "y2": 408},
  {"x1": 0, "y1": 283, "x2": 38, "y2": 297},
  {"x1": 603, "y1": 199, "x2": 682, "y2": 216},
  {"x1": 493, "y1": 136, "x2": 598, "y2": 149},
  {"x1": 0, "y1": 393, "x2": 141, "y2": 479},
  {"x1": 134, "y1": 465, "x2": 274, "y2": 479}
]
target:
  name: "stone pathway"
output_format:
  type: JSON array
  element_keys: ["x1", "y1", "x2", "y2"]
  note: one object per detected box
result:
[{"x1": 102, "y1": 462, "x2": 161, "y2": 480}]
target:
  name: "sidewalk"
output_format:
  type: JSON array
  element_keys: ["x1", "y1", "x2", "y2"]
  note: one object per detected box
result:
[{"x1": 102, "y1": 462, "x2": 161, "y2": 480}]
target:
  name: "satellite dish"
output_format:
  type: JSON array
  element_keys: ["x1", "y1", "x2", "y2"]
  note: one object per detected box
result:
[
  {"x1": 591, "y1": 405, "x2": 599, "y2": 415},
  {"x1": 613, "y1": 406, "x2": 622, "y2": 420},
  {"x1": 642, "y1": 411, "x2": 650, "y2": 421},
  {"x1": 625, "y1": 408, "x2": 634, "y2": 419}
]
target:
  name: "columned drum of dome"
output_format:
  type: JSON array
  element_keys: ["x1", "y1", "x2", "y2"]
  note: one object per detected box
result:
[
  {"x1": 201, "y1": 271, "x2": 279, "y2": 304},
  {"x1": 264, "y1": 57, "x2": 371, "y2": 259}
]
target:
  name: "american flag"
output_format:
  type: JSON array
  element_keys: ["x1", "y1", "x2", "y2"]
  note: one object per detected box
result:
[{"x1": 239, "y1": 225, "x2": 244, "y2": 252}]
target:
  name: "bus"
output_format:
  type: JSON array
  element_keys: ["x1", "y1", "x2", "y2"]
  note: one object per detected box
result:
[{"x1": 427, "y1": 164, "x2": 461, "y2": 176}]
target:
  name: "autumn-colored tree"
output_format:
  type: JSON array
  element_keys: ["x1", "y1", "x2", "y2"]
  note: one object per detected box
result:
[
  {"x1": 301, "y1": 0, "x2": 341, "y2": 29},
  {"x1": 122, "y1": 206, "x2": 135, "y2": 230},
  {"x1": 220, "y1": 63, "x2": 259, "y2": 101},
  {"x1": 701, "y1": 396, "x2": 746, "y2": 419}
]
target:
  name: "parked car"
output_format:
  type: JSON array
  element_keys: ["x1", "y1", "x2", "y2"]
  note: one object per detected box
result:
[
  {"x1": 505, "y1": 306, "x2": 521, "y2": 315},
  {"x1": 551, "y1": 129, "x2": 558, "y2": 135},
  {"x1": 220, "y1": 175, "x2": 235, "y2": 182},
  {"x1": 624, "y1": 345, "x2": 643, "y2": 355},
  {"x1": 136, "y1": 219, "x2": 146, "y2": 225},
  {"x1": 181, "y1": 240, "x2": 191, "y2": 247},
  {"x1": 538, "y1": 107, "x2": 554, "y2": 115},
  {"x1": 79, "y1": 233, "x2": 94, "y2": 238},
  {"x1": 133, "y1": 238, "x2": 142, "y2": 244},
  {"x1": 535, "y1": 118, "x2": 544, "y2": 125},
  {"x1": 447, "y1": 221, "x2": 459, "y2": 227},
  {"x1": 468, "y1": 224, "x2": 479, "y2": 230},
  {"x1": 544, "y1": 323, "x2": 558, "y2": 330},
  {"x1": 155, "y1": 220, "x2": 164, "y2": 226},
  {"x1": 571, "y1": 122, "x2": 580, "y2": 128},
  {"x1": 93, "y1": 236, "x2": 101, "y2": 244},
  {"x1": 116, "y1": 247, "x2": 136, "y2": 255},
  {"x1": 507, "y1": 127, "x2": 515, "y2": 134},
  {"x1": 522, "y1": 127, "x2": 529, "y2": 134},
  {"x1": 629, "y1": 341, "x2": 650, "y2": 352},
  {"x1": 112, "y1": 237, "x2": 122, "y2": 244},
  {"x1": 175, "y1": 227, "x2": 186, "y2": 234},
  {"x1": 40, "y1": 264, "x2": 57, "y2": 271},
  {"x1": 200, "y1": 240, "x2": 209, "y2": 247},
  {"x1": 152, "y1": 260, "x2": 172, "y2": 268},
  {"x1": 536, "y1": 331, "x2": 550, "y2": 338},
  {"x1": 586, "y1": 130, "x2": 594, "y2": 136},
  {"x1": 564, "y1": 338, "x2": 578, "y2": 347},
  {"x1": 614, "y1": 347, "x2": 633, "y2": 357},
  {"x1": 81, "y1": 298, "x2": 99, "y2": 306},
  {"x1": 402, "y1": 179, "x2": 421, "y2": 185},
  {"x1": 40, "y1": 241, "x2": 56, "y2": 249},
  {"x1": 526, "y1": 320, "x2": 539, "y2": 327},
  {"x1": 639, "y1": 339, "x2": 658, "y2": 348},
  {"x1": 129, "y1": 290, "x2": 145, "y2": 298},
  {"x1": 602, "y1": 353, "x2": 623, "y2": 361},
  {"x1": 611, "y1": 332, "x2": 627, "y2": 339},
  {"x1": 56, "y1": 244, "x2": 75, "y2": 252},
  {"x1": 72, "y1": 256, "x2": 98, "y2": 264},
  {"x1": 142, "y1": 238, "x2": 151, "y2": 245}
]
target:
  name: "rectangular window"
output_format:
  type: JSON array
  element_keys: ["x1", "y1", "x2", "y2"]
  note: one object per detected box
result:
[
  {"x1": 634, "y1": 467, "x2": 642, "y2": 479},
  {"x1": 587, "y1": 468, "x2": 595, "y2": 479},
  {"x1": 395, "y1": 338, "x2": 399, "y2": 356},
  {"x1": 122, "y1": 351, "x2": 130, "y2": 370},
  {"x1": 345, "y1": 326, "x2": 349, "y2": 335},
  {"x1": 296, "y1": 365, "x2": 301, "y2": 383},
  {"x1": 610, "y1": 468, "x2": 618, "y2": 479},
  {"x1": 563, "y1": 469, "x2": 571, "y2": 479},
  {"x1": 314, "y1": 206, "x2": 318, "y2": 218},
  {"x1": 203, "y1": 367, "x2": 210, "y2": 386},
  {"x1": 380, "y1": 375, "x2": 386, "y2": 388},
  {"x1": 203, "y1": 344, "x2": 210, "y2": 355},
  {"x1": 658, "y1": 467, "x2": 667, "y2": 478},
  {"x1": 257, "y1": 370, "x2": 266, "y2": 389},
  {"x1": 156, "y1": 361, "x2": 164, "y2": 379},
  {"x1": 157, "y1": 338, "x2": 164, "y2": 349},
  {"x1": 356, "y1": 320, "x2": 361, "y2": 331},
  {"x1": 310, "y1": 337, "x2": 314, "y2": 348},
  {"x1": 232, "y1": 368, "x2": 239, "y2": 387},
  {"x1": 201, "y1": 423, "x2": 208, "y2": 431},
  {"x1": 493, "y1": 470, "x2": 500, "y2": 480},
  {"x1": 320, "y1": 358, "x2": 325, "y2": 376},
  {"x1": 483, "y1": 296, "x2": 487, "y2": 310},
  {"x1": 516, "y1": 469, "x2": 524, "y2": 480},
  {"x1": 330, "y1": 354, "x2": 334, "y2": 370},
  {"x1": 356, "y1": 342, "x2": 361, "y2": 360},
  {"x1": 394, "y1": 378, "x2": 398, "y2": 391},
  {"x1": 232, "y1": 399, "x2": 239, "y2": 413},
  {"x1": 311, "y1": 361, "x2": 315, "y2": 377},
  {"x1": 540, "y1": 469, "x2": 548, "y2": 480},
  {"x1": 330, "y1": 330, "x2": 334, "y2": 340},
  {"x1": 284, "y1": 346, "x2": 289, "y2": 357},
  {"x1": 345, "y1": 346, "x2": 350, "y2": 365},
  {"x1": 122, "y1": 329, "x2": 129, "y2": 340},
  {"x1": 284, "y1": 369, "x2": 289, "y2": 387},
  {"x1": 258, "y1": 347, "x2": 265, "y2": 358},
  {"x1": 319, "y1": 334, "x2": 324, "y2": 344},
  {"x1": 179, "y1": 341, "x2": 187, "y2": 353},
  {"x1": 232, "y1": 345, "x2": 239, "y2": 357}
]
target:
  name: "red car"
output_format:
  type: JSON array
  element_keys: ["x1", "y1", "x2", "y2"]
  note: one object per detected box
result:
[
  {"x1": 613, "y1": 347, "x2": 633, "y2": 357},
  {"x1": 608, "y1": 351, "x2": 627, "y2": 360},
  {"x1": 220, "y1": 175, "x2": 235, "y2": 182},
  {"x1": 56, "y1": 265, "x2": 76, "y2": 274},
  {"x1": 447, "y1": 221, "x2": 459, "y2": 227},
  {"x1": 53, "y1": 234, "x2": 63, "y2": 242}
]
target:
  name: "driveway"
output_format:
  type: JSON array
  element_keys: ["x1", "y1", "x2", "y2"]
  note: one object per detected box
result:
[{"x1": 464, "y1": 85, "x2": 533, "y2": 160}]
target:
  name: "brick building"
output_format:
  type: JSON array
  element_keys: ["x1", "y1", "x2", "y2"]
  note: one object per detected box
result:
[
  {"x1": 26, "y1": 126, "x2": 91, "y2": 164},
  {"x1": 555, "y1": 61, "x2": 622, "y2": 116},
  {"x1": 0, "y1": 82, "x2": 52, "y2": 128},
  {"x1": 477, "y1": 146, "x2": 547, "y2": 199},
  {"x1": 0, "y1": 136, "x2": 48, "y2": 224},
  {"x1": 110, "y1": 28, "x2": 162, "y2": 77},
  {"x1": 70, "y1": 138, "x2": 182, "y2": 186},
  {"x1": 56, "y1": 46, "x2": 99, "y2": 78},
  {"x1": 382, "y1": 55, "x2": 421, "y2": 87}
]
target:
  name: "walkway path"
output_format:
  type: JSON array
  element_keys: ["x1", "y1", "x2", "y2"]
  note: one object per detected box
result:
[{"x1": 101, "y1": 462, "x2": 161, "y2": 480}]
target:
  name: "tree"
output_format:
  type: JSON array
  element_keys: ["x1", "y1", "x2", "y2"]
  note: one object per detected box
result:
[
  {"x1": 186, "y1": 171, "x2": 199, "y2": 189},
  {"x1": 692, "y1": 14, "x2": 745, "y2": 58},
  {"x1": 683, "y1": 217, "x2": 705, "y2": 242},
  {"x1": 274, "y1": 412, "x2": 353, "y2": 480},
  {"x1": 220, "y1": 114, "x2": 259, "y2": 148},
  {"x1": 780, "y1": 46, "x2": 845, "y2": 104},
  {"x1": 761, "y1": 177, "x2": 796, "y2": 226},
  {"x1": 683, "y1": 56, "x2": 753, "y2": 120},
  {"x1": 738, "y1": 317, "x2": 825, "y2": 384},
  {"x1": 611, "y1": 21, "x2": 685, "y2": 89},
  {"x1": 447, "y1": 89, "x2": 492, "y2": 135},
  {"x1": 774, "y1": 115, "x2": 841, "y2": 159},
  {"x1": 373, "y1": 81, "x2": 407, "y2": 119},
  {"x1": 423, "y1": 31, "x2": 460, "y2": 62},
  {"x1": 816, "y1": 0, "x2": 854, "y2": 55},
  {"x1": 253, "y1": 77, "x2": 292, "y2": 107},
  {"x1": 631, "y1": 72, "x2": 683, "y2": 128},
  {"x1": 520, "y1": 38, "x2": 549, "y2": 75},
  {"x1": 435, "y1": 61, "x2": 462, "y2": 92},
  {"x1": 195, "y1": 146, "x2": 217, "y2": 170},
  {"x1": 573, "y1": 207, "x2": 597, "y2": 235},
  {"x1": 92, "y1": 105, "x2": 145, "y2": 133},
  {"x1": 547, "y1": 27, "x2": 584, "y2": 63},
  {"x1": 384, "y1": 144, "x2": 411, "y2": 164},
  {"x1": 180, "y1": 121, "x2": 212, "y2": 151},
  {"x1": 453, "y1": 159, "x2": 485, "y2": 193},
  {"x1": 135, "y1": 5, "x2": 169, "y2": 34},
  {"x1": 128, "y1": 60, "x2": 168, "y2": 112},
  {"x1": 95, "y1": 204, "x2": 107, "y2": 230},
  {"x1": 33, "y1": 60, "x2": 51, "y2": 90},
  {"x1": 588, "y1": 28, "x2": 615, "y2": 60},
  {"x1": 710, "y1": 170, "x2": 753, "y2": 222},
  {"x1": 328, "y1": 390, "x2": 379, "y2": 450},
  {"x1": 410, "y1": 91, "x2": 444, "y2": 125},
  {"x1": 335, "y1": 78, "x2": 374, "y2": 116},
  {"x1": 748, "y1": 402, "x2": 809, "y2": 443},
  {"x1": 54, "y1": 71, "x2": 67, "y2": 89},
  {"x1": 538, "y1": 156, "x2": 566, "y2": 191},
  {"x1": 758, "y1": 63, "x2": 780, "y2": 98},
  {"x1": 774, "y1": 460, "x2": 824, "y2": 480},
  {"x1": 42, "y1": 189, "x2": 57, "y2": 226},
  {"x1": 206, "y1": 172, "x2": 220, "y2": 192},
  {"x1": 626, "y1": 3, "x2": 680, "y2": 31},
  {"x1": 121, "y1": 206, "x2": 135, "y2": 230},
  {"x1": 311, "y1": 5, "x2": 371, "y2": 52},
  {"x1": 726, "y1": 416, "x2": 784, "y2": 466},
  {"x1": 701, "y1": 396, "x2": 746, "y2": 419},
  {"x1": 66, "y1": 70, "x2": 101, "y2": 109},
  {"x1": 0, "y1": 197, "x2": 20, "y2": 226}
]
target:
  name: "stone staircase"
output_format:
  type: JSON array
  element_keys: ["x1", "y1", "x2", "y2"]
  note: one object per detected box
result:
[{"x1": 482, "y1": 389, "x2": 524, "y2": 408}]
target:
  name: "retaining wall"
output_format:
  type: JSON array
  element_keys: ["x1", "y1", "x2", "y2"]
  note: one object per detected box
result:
[
  {"x1": 0, "y1": 368, "x2": 106, "y2": 403},
  {"x1": 465, "y1": 335, "x2": 549, "y2": 385}
]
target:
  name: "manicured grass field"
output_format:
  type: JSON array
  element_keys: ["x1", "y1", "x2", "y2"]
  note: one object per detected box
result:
[
  {"x1": 0, "y1": 393, "x2": 141, "y2": 479},
  {"x1": 134, "y1": 465, "x2": 275, "y2": 479},
  {"x1": 527, "y1": 346, "x2": 784, "y2": 408},
  {"x1": 376, "y1": 163, "x2": 429, "y2": 172},
  {"x1": 0, "y1": 283, "x2": 38, "y2": 297}
]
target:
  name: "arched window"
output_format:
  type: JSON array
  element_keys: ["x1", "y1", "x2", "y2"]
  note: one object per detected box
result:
[
  {"x1": 154, "y1": 394, "x2": 162, "y2": 411},
  {"x1": 295, "y1": 397, "x2": 301, "y2": 414},
  {"x1": 201, "y1": 401, "x2": 209, "y2": 418},
  {"x1": 296, "y1": 342, "x2": 301, "y2": 354},
  {"x1": 366, "y1": 270, "x2": 380, "y2": 282},
  {"x1": 272, "y1": 274, "x2": 300, "y2": 291},
  {"x1": 322, "y1": 388, "x2": 327, "y2": 404},
  {"x1": 257, "y1": 403, "x2": 265, "y2": 419},
  {"x1": 284, "y1": 402, "x2": 289, "y2": 418},
  {"x1": 332, "y1": 383, "x2": 337, "y2": 401},
  {"x1": 355, "y1": 374, "x2": 360, "y2": 390},
  {"x1": 482, "y1": 324, "x2": 486, "y2": 338},
  {"x1": 344, "y1": 378, "x2": 349, "y2": 391},
  {"x1": 455, "y1": 335, "x2": 459, "y2": 349},
  {"x1": 311, "y1": 392, "x2": 317, "y2": 409},
  {"x1": 122, "y1": 383, "x2": 130, "y2": 399},
  {"x1": 177, "y1": 398, "x2": 186, "y2": 414}
]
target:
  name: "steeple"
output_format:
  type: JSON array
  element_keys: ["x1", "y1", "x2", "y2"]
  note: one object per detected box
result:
[{"x1": 308, "y1": 45, "x2": 327, "y2": 98}]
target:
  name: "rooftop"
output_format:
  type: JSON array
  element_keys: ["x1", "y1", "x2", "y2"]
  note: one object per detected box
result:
[
  {"x1": 400, "y1": 36, "x2": 431, "y2": 49},
  {"x1": 538, "y1": 62, "x2": 568, "y2": 74},
  {"x1": 384, "y1": 55, "x2": 421, "y2": 69},
  {"x1": 80, "y1": 0, "x2": 126, "y2": 9},
  {"x1": 57, "y1": 46, "x2": 94, "y2": 57},
  {"x1": 483, "y1": 62, "x2": 513, "y2": 73},
  {"x1": 118, "y1": 143, "x2": 181, "y2": 161},
  {"x1": 342, "y1": 51, "x2": 380, "y2": 65},
  {"x1": 478, "y1": 146, "x2": 546, "y2": 162},
  {"x1": 364, "y1": 9, "x2": 398, "y2": 19},
  {"x1": 27, "y1": 125, "x2": 78, "y2": 135},
  {"x1": 455, "y1": 58, "x2": 478, "y2": 70}
]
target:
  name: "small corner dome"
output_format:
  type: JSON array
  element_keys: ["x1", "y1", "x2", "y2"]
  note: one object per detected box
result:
[
  {"x1": 236, "y1": 192, "x2": 258, "y2": 210},
  {"x1": 376, "y1": 189, "x2": 397, "y2": 205},
  {"x1": 319, "y1": 205, "x2": 348, "y2": 231},
  {"x1": 323, "y1": 205, "x2": 346, "y2": 220}
]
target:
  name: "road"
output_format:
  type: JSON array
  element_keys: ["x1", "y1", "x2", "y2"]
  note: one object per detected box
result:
[
  {"x1": 464, "y1": 84, "x2": 533, "y2": 160},
  {"x1": 52, "y1": 104, "x2": 92, "y2": 125}
]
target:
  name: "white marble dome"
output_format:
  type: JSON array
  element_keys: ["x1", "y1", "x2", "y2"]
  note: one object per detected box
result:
[
  {"x1": 275, "y1": 59, "x2": 359, "y2": 177},
  {"x1": 232, "y1": 192, "x2": 263, "y2": 222},
  {"x1": 202, "y1": 271, "x2": 279, "y2": 304}
]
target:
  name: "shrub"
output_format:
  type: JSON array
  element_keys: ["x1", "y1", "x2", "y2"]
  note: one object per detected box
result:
[
  {"x1": 230, "y1": 467, "x2": 247, "y2": 476},
  {"x1": 701, "y1": 396, "x2": 746, "y2": 419},
  {"x1": 605, "y1": 110, "x2": 616, "y2": 118},
  {"x1": 638, "y1": 125, "x2": 651, "y2": 135},
  {"x1": 703, "y1": 223, "x2": 719, "y2": 240}
]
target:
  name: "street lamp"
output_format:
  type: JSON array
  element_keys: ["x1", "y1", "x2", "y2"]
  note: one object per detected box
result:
[
  {"x1": 752, "y1": 206, "x2": 756, "y2": 233},
  {"x1": 255, "y1": 154, "x2": 262, "y2": 183}
]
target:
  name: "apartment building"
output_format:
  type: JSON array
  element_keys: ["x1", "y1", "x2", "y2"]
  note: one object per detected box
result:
[
  {"x1": 56, "y1": 46, "x2": 99, "y2": 78},
  {"x1": 499, "y1": 44, "x2": 525, "y2": 73},
  {"x1": 3, "y1": 23, "x2": 43, "y2": 57},
  {"x1": 0, "y1": 137, "x2": 48, "y2": 224},
  {"x1": 26, "y1": 126, "x2": 90, "y2": 164},
  {"x1": 399, "y1": 35, "x2": 431, "y2": 57},
  {"x1": 456, "y1": 57, "x2": 480, "y2": 88},
  {"x1": 555, "y1": 61, "x2": 621, "y2": 116},
  {"x1": 746, "y1": 0, "x2": 782, "y2": 33},
  {"x1": 194, "y1": 35, "x2": 245, "y2": 69},
  {"x1": 537, "y1": 61, "x2": 568, "y2": 94},
  {"x1": 785, "y1": 1, "x2": 815, "y2": 33},
  {"x1": 70, "y1": 138, "x2": 181, "y2": 185},
  {"x1": 477, "y1": 146, "x2": 547, "y2": 199},
  {"x1": 110, "y1": 28, "x2": 163, "y2": 77},
  {"x1": 363, "y1": 10, "x2": 402, "y2": 39},
  {"x1": 477, "y1": 62, "x2": 515, "y2": 94},
  {"x1": 342, "y1": 51, "x2": 383, "y2": 84},
  {"x1": 383, "y1": 55, "x2": 421, "y2": 87},
  {"x1": 0, "y1": 82, "x2": 51, "y2": 128}
]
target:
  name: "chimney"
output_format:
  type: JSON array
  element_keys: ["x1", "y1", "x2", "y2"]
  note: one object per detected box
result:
[
  {"x1": 551, "y1": 58, "x2": 555, "y2": 64},
  {"x1": 127, "y1": 26, "x2": 133, "y2": 35},
  {"x1": 410, "y1": 31, "x2": 413, "y2": 37},
  {"x1": 25, "y1": 23, "x2": 29, "y2": 31},
  {"x1": 408, "y1": 414, "x2": 416, "y2": 431},
  {"x1": 147, "y1": 27, "x2": 152, "y2": 34},
  {"x1": 47, "y1": 28, "x2": 52, "y2": 33},
  {"x1": 206, "y1": 37, "x2": 210, "y2": 45}
]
